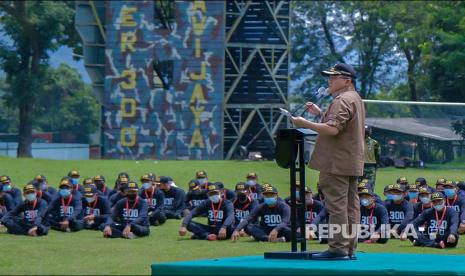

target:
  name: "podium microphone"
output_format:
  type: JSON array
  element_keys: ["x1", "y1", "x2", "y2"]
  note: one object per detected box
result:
[{"x1": 291, "y1": 87, "x2": 328, "y2": 116}]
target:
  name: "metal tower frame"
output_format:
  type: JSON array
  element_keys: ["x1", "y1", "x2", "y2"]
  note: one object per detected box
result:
[{"x1": 224, "y1": 0, "x2": 291, "y2": 159}]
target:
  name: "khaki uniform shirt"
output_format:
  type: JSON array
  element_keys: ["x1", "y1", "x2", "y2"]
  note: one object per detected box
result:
[{"x1": 309, "y1": 90, "x2": 365, "y2": 176}]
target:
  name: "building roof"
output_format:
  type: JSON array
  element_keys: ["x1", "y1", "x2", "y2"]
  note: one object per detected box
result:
[{"x1": 366, "y1": 118, "x2": 462, "y2": 141}]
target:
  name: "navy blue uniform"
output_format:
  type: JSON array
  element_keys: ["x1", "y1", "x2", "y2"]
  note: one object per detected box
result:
[
  {"x1": 221, "y1": 189, "x2": 236, "y2": 202},
  {"x1": 46, "y1": 194, "x2": 83, "y2": 232},
  {"x1": 36, "y1": 190, "x2": 53, "y2": 204},
  {"x1": 185, "y1": 190, "x2": 208, "y2": 211},
  {"x1": 79, "y1": 196, "x2": 111, "y2": 230},
  {"x1": 412, "y1": 207, "x2": 459, "y2": 248},
  {"x1": 0, "y1": 193, "x2": 15, "y2": 220},
  {"x1": 384, "y1": 200, "x2": 414, "y2": 234},
  {"x1": 139, "y1": 187, "x2": 165, "y2": 226},
  {"x1": 182, "y1": 199, "x2": 235, "y2": 240},
  {"x1": 234, "y1": 201, "x2": 291, "y2": 242},
  {"x1": 233, "y1": 197, "x2": 258, "y2": 226},
  {"x1": 162, "y1": 187, "x2": 185, "y2": 219},
  {"x1": 5, "y1": 187, "x2": 22, "y2": 206},
  {"x1": 413, "y1": 202, "x2": 433, "y2": 219},
  {"x1": 445, "y1": 195, "x2": 465, "y2": 223},
  {"x1": 359, "y1": 203, "x2": 389, "y2": 243},
  {"x1": 97, "y1": 186, "x2": 113, "y2": 198},
  {"x1": 0, "y1": 199, "x2": 48, "y2": 236},
  {"x1": 71, "y1": 184, "x2": 84, "y2": 196},
  {"x1": 109, "y1": 192, "x2": 125, "y2": 207},
  {"x1": 285, "y1": 198, "x2": 324, "y2": 226},
  {"x1": 104, "y1": 196, "x2": 150, "y2": 238},
  {"x1": 248, "y1": 184, "x2": 263, "y2": 201}
]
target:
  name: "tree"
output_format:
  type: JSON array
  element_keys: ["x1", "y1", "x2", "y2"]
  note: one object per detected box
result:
[
  {"x1": 0, "y1": 1, "x2": 77, "y2": 157},
  {"x1": 451, "y1": 119, "x2": 465, "y2": 157}
]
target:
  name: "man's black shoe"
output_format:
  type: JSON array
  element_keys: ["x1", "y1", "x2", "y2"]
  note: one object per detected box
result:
[{"x1": 311, "y1": 251, "x2": 349, "y2": 261}]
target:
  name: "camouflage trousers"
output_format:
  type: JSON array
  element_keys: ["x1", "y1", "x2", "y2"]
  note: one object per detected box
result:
[{"x1": 361, "y1": 164, "x2": 377, "y2": 189}]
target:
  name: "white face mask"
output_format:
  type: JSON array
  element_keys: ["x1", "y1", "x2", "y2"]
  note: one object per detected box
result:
[
  {"x1": 209, "y1": 194, "x2": 221, "y2": 204},
  {"x1": 420, "y1": 196, "x2": 431, "y2": 204},
  {"x1": 434, "y1": 203, "x2": 445, "y2": 211},
  {"x1": 85, "y1": 197, "x2": 95, "y2": 203},
  {"x1": 198, "y1": 178, "x2": 207, "y2": 185},
  {"x1": 246, "y1": 180, "x2": 256, "y2": 186},
  {"x1": 360, "y1": 199, "x2": 371, "y2": 207},
  {"x1": 25, "y1": 193, "x2": 36, "y2": 202}
]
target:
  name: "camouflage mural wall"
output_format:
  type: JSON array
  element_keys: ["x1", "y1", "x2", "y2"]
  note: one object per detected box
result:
[{"x1": 104, "y1": 1, "x2": 224, "y2": 159}]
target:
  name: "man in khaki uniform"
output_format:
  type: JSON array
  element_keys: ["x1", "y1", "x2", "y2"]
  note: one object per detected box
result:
[{"x1": 292, "y1": 63, "x2": 365, "y2": 261}]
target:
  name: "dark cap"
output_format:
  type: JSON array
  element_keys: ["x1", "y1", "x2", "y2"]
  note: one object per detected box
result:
[
  {"x1": 358, "y1": 188, "x2": 373, "y2": 196},
  {"x1": 0, "y1": 175, "x2": 11, "y2": 184},
  {"x1": 397, "y1": 177, "x2": 408, "y2": 184},
  {"x1": 159, "y1": 176, "x2": 172, "y2": 184},
  {"x1": 262, "y1": 186, "x2": 278, "y2": 194},
  {"x1": 118, "y1": 172, "x2": 129, "y2": 179},
  {"x1": 321, "y1": 63, "x2": 356, "y2": 79},
  {"x1": 126, "y1": 181, "x2": 139, "y2": 194},
  {"x1": 59, "y1": 178, "x2": 72, "y2": 188},
  {"x1": 93, "y1": 175, "x2": 106, "y2": 182},
  {"x1": 34, "y1": 174, "x2": 47, "y2": 182},
  {"x1": 215, "y1": 182, "x2": 224, "y2": 190},
  {"x1": 83, "y1": 185, "x2": 97, "y2": 197},
  {"x1": 387, "y1": 184, "x2": 404, "y2": 192},
  {"x1": 235, "y1": 182, "x2": 248, "y2": 192},
  {"x1": 431, "y1": 192, "x2": 444, "y2": 201},
  {"x1": 196, "y1": 170, "x2": 207, "y2": 178},
  {"x1": 207, "y1": 183, "x2": 220, "y2": 193},
  {"x1": 418, "y1": 187, "x2": 431, "y2": 195},
  {"x1": 436, "y1": 178, "x2": 446, "y2": 185},
  {"x1": 68, "y1": 170, "x2": 80, "y2": 177},
  {"x1": 23, "y1": 184, "x2": 36, "y2": 193},
  {"x1": 188, "y1": 179, "x2": 201, "y2": 190},
  {"x1": 83, "y1": 178, "x2": 94, "y2": 185},
  {"x1": 140, "y1": 174, "x2": 151, "y2": 182},
  {"x1": 415, "y1": 177, "x2": 427, "y2": 186},
  {"x1": 444, "y1": 180, "x2": 456, "y2": 188},
  {"x1": 246, "y1": 172, "x2": 257, "y2": 179}
]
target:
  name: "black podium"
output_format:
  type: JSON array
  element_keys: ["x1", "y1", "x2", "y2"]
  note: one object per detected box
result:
[{"x1": 264, "y1": 128, "x2": 317, "y2": 260}]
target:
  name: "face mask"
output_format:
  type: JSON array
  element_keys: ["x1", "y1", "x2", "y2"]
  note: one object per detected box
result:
[
  {"x1": 40, "y1": 183, "x2": 48, "y2": 190},
  {"x1": 209, "y1": 194, "x2": 221, "y2": 204},
  {"x1": 246, "y1": 180, "x2": 256, "y2": 186},
  {"x1": 2, "y1": 184, "x2": 11, "y2": 192},
  {"x1": 360, "y1": 199, "x2": 371, "y2": 207},
  {"x1": 408, "y1": 192, "x2": 419, "y2": 199},
  {"x1": 198, "y1": 178, "x2": 206, "y2": 185},
  {"x1": 392, "y1": 194, "x2": 403, "y2": 201},
  {"x1": 264, "y1": 197, "x2": 277, "y2": 206},
  {"x1": 434, "y1": 203, "x2": 445, "y2": 211},
  {"x1": 142, "y1": 182, "x2": 151, "y2": 190},
  {"x1": 70, "y1": 178, "x2": 79, "y2": 186},
  {"x1": 25, "y1": 193, "x2": 36, "y2": 202},
  {"x1": 444, "y1": 189, "x2": 456, "y2": 198},
  {"x1": 386, "y1": 194, "x2": 394, "y2": 201},
  {"x1": 59, "y1": 189, "x2": 71, "y2": 198},
  {"x1": 237, "y1": 194, "x2": 247, "y2": 201},
  {"x1": 420, "y1": 196, "x2": 431, "y2": 204},
  {"x1": 85, "y1": 197, "x2": 95, "y2": 203}
]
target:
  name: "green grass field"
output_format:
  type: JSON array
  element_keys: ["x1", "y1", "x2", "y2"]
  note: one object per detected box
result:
[{"x1": 0, "y1": 157, "x2": 464, "y2": 275}]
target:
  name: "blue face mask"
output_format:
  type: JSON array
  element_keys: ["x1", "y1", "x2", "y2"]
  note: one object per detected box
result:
[
  {"x1": 25, "y1": 193, "x2": 36, "y2": 202},
  {"x1": 392, "y1": 194, "x2": 403, "y2": 201},
  {"x1": 386, "y1": 194, "x2": 394, "y2": 201},
  {"x1": 444, "y1": 189, "x2": 456, "y2": 198},
  {"x1": 246, "y1": 180, "x2": 256, "y2": 186},
  {"x1": 142, "y1": 182, "x2": 151, "y2": 190},
  {"x1": 70, "y1": 178, "x2": 79, "y2": 186},
  {"x1": 408, "y1": 192, "x2": 419, "y2": 199},
  {"x1": 2, "y1": 184, "x2": 11, "y2": 192},
  {"x1": 434, "y1": 203, "x2": 445, "y2": 211},
  {"x1": 85, "y1": 197, "x2": 95, "y2": 203},
  {"x1": 198, "y1": 178, "x2": 207, "y2": 185},
  {"x1": 360, "y1": 199, "x2": 371, "y2": 207},
  {"x1": 209, "y1": 194, "x2": 221, "y2": 204},
  {"x1": 264, "y1": 197, "x2": 277, "y2": 206},
  {"x1": 59, "y1": 188, "x2": 71, "y2": 198}
]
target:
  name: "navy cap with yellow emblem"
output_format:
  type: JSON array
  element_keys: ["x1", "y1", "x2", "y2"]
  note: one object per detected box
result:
[
  {"x1": 34, "y1": 174, "x2": 47, "y2": 182},
  {"x1": 443, "y1": 180, "x2": 456, "y2": 188},
  {"x1": 196, "y1": 170, "x2": 207, "y2": 179},
  {"x1": 82, "y1": 178, "x2": 94, "y2": 186},
  {"x1": 59, "y1": 178, "x2": 72, "y2": 188},
  {"x1": 125, "y1": 181, "x2": 139, "y2": 194},
  {"x1": 387, "y1": 183, "x2": 404, "y2": 192},
  {"x1": 407, "y1": 184, "x2": 419, "y2": 192},
  {"x1": 83, "y1": 185, "x2": 97, "y2": 197},
  {"x1": 436, "y1": 178, "x2": 447, "y2": 186},
  {"x1": 397, "y1": 177, "x2": 408, "y2": 184},
  {"x1": 68, "y1": 170, "x2": 80, "y2": 177},
  {"x1": 23, "y1": 183, "x2": 36, "y2": 193},
  {"x1": 0, "y1": 175, "x2": 11, "y2": 184},
  {"x1": 207, "y1": 183, "x2": 220, "y2": 194},
  {"x1": 246, "y1": 172, "x2": 258, "y2": 179},
  {"x1": 140, "y1": 174, "x2": 151, "y2": 182},
  {"x1": 358, "y1": 188, "x2": 373, "y2": 196},
  {"x1": 93, "y1": 175, "x2": 105, "y2": 183},
  {"x1": 418, "y1": 187, "x2": 431, "y2": 195},
  {"x1": 235, "y1": 182, "x2": 248, "y2": 193},
  {"x1": 262, "y1": 185, "x2": 278, "y2": 195},
  {"x1": 431, "y1": 192, "x2": 444, "y2": 201},
  {"x1": 188, "y1": 179, "x2": 201, "y2": 190}
]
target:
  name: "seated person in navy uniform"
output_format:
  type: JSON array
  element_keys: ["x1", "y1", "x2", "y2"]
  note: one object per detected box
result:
[
  {"x1": 357, "y1": 181, "x2": 383, "y2": 205},
  {"x1": 159, "y1": 176, "x2": 185, "y2": 219},
  {"x1": 109, "y1": 176, "x2": 129, "y2": 207},
  {"x1": 414, "y1": 187, "x2": 433, "y2": 219},
  {"x1": 103, "y1": 181, "x2": 149, "y2": 239},
  {"x1": 245, "y1": 172, "x2": 263, "y2": 201},
  {"x1": 46, "y1": 178, "x2": 83, "y2": 232},
  {"x1": 109, "y1": 172, "x2": 130, "y2": 198},
  {"x1": 31, "y1": 180, "x2": 52, "y2": 204},
  {"x1": 0, "y1": 184, "x2": 15, "y2": 221},
  {"x1": 384, "y1": 184, "x2": 414, "y2": 238},
  {"x1": 297, "y1": 186, "x2": 324, "y2": 240},
  {"x1": 415, "y1": 177, "x2": 434, "y2": 193},
  {"x1": 139, "y1": 174, "x2": 165, "y2": 226},
  {"x1": 442, "y1": 180, "x2": 465, "y2": 234},
  {"x1": 0, "y1": 175, "x2": 23, "y2": 206},
  {"x1": 0, "y1": 184, "x2": 48, "y2": 236},
  {"x1": 67, "y1": 170, "x2": 84, "y2": 196},
  {"x1": 410, "y1": 192, "x2": 459, "y2": 249},
  {"x1": 195, "y1": 170, "x2": 210, "y2": 190},
  {"x1": 406, "y1": 184, "x2": 420, "y2": 204},
  {"x1": 232, "y1": 182, "x2": 258, "y2": 235},
  {"x1": 184, "y1": 179, "x2": 208, "y2": 215},
  {"x1": 358, "y1": 188, "x2": 388, "y2": 244},
  {"x1": 215, "y1": 182, "x2": 236, "y2": 201},
  {"x1": 457, "y1": 181, "x2": 465, "y2": 197},
  {"x1": 93, "y1": 175, "x2": 112, "y2": 198},
  {"x1": 396, "y1": 177, "x2": 409, "y2": 192},
  {"x1": 79, "y1": 185, "x2": 111, "y2": 230},
  {"x1": 34, "y1": 174, "x2": 57, "y2": 196},
  {"x1": 435, "y1": 178, "x2": 447, "y2": 192},
  {"x1": 231, "y1": 186, "x2": 291, "y2": 242},
  {"x1": 179, "y1": 183, "x2": 235, "y2": 241}
]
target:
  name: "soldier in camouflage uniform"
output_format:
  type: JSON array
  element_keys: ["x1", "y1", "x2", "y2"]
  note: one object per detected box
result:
[{"x1": 362, "y1": 126, "x2": 380, "y2": 188}]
